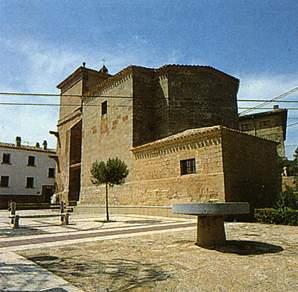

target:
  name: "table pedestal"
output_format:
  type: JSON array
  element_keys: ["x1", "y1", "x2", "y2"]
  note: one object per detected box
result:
[{"x1": 196, "y1": 216, "x2": 226, "y2": 247}]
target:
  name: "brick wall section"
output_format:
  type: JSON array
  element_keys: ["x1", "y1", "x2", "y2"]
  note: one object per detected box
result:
[
  {"x1": 57, "y1": 75, "x2": 82, "y2": 202},
  {"x1": 221, "y1": 127, "x2": 279, "y2": 208},
  {"x1": 130, "y1": 128, "x2": 226, "y2": 205},
  {"x1": 56, "y1": 67, "x2": 110, "y2": 202},
  {"x1": 167, "y1": 69, "x2": 239, "y2": 135},
  {"x1": 56, "y1": 64, "x2": 267, "y2": 206},
  {"x1": 154, "y1": 74, "x2": 170, "y2": 139},
  {"x1": 79, "y1": 75, "x2": 134, "y2": 204},
  {"x1": 77, "y1": 125, "x2": 279, "y2": 208},
  {"x1": 132, "y1": 67, "x2": 156, "y2": 146},
  {"x1": 79, "y1": 126, "x2": 226, "y2": 206}
]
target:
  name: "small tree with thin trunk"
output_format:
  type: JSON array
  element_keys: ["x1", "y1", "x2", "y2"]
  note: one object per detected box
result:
[{"x1": 90, "y1": 157, "x2": 129, "y2": 222}]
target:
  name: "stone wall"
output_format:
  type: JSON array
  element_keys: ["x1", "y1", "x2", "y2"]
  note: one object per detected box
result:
[
  {"x1": 56, "y1": 76, "x2": 82, "y2": 202},
  {"x1": 167, "y1": 70, "x2": 239, "y2": 135},
  {"x1": 56, "y1": 67, "x2": 110, "y2": 202},
  {"x1": 221, "y1": 127, "x2": 279, "y2": 208},
  {"x1": 130, "y1": 130, "x2": 226, "y2": 205},
  {"x1": 132, "y1": 67, "x2": 156, "y2": 146},
  {"x1": 79, "y1": 127, "x2": 225, "y2": 206},
  {"x1": 78, "y1": 126, "x2": 279, "y2": 209},
  {"x1": 79, "y1": 75, "x2": 134, "y2": 204}
]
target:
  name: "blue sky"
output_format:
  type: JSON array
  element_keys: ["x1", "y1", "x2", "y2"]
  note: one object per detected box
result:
[{"x1": 0, "y1": 0, "x2": 297, "y2": 157}]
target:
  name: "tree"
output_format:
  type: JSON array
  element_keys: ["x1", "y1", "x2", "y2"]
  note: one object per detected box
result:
[{"x1": 90, "y1": 157, "x2": 129, "y2": 222}]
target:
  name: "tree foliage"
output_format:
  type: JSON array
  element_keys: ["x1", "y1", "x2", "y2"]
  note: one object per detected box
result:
[
  {"x1": 91, "y1": 157, "x2": 129, "y2": 186},
  {"x1": 90, "y1": 157, "x2": 129, "y2": 222}
]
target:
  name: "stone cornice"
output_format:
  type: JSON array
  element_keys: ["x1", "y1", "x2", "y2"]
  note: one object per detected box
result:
[
  {"x1": 131, "y1": 126, "x2": 223, "y2": 159},
  {"x1": 131, "y1": 125, "x2": 278, "y2": 159}
]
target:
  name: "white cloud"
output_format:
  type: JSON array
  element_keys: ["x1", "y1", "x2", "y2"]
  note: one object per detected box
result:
[
  {"x1": 0, "y1": 36, "x2": 168, "y2": 148},
  {"x1": 238, "y1": 73, "x2": 298, "y2": 100},
  {"x1": 2, "y1": 36, "x2": 296, "y2": 156}
]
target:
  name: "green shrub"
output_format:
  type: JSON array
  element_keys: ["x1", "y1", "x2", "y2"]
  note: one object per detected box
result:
[
  {"x1": 275, "y1": 188, "x2": 298, "y2": 210},
  {"x1": 255, "y1": 208, "x2": 298, "y2": 226}
]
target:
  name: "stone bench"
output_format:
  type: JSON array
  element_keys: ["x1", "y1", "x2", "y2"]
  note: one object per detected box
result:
[
  {"x1": 9, "y1": 201, "x2": 71, "y2": 228},
  {"x1": 172, "y1": 202, "x2": 250, "y2": 247}
]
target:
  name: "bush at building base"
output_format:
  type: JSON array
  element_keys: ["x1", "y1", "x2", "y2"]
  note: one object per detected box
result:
[{"x1": 254, "y1": 207, "x2": 298, "y2": 226}]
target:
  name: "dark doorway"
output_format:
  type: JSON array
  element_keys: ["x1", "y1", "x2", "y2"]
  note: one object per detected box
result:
[
  {"x1": 68, "y1": 121, "x2": 82, "y2": 204},
  {"x1": 42, "y1": 185, "x2": 55, "y2": 202},
  {"x1": 69, "y1": 167, "x2": 80, "y2": 202}
]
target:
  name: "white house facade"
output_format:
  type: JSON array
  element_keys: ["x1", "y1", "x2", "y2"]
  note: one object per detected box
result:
[{"x1": 0, "y1": 137, "x2": 56, "y2": 208}]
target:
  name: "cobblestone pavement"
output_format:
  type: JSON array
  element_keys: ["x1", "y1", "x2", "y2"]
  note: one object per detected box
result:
[
  {"x1": 0, "y1": 252, "x2": 83, "y2": 292},
  {"x1": 0, "y1": 210, "x2": 297, "y2": 291},
  {"x1": 0, "y1": 210, "x2": 195, "y2": 291}
]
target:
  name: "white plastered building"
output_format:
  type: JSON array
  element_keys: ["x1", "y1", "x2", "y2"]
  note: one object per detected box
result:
[{"x1": 0, "y1": 137, "x2": 56, "y2": 207}]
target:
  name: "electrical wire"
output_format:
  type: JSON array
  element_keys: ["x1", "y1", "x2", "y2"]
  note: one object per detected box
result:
[
  {"x1": 239, "y1": 86, "x2": 298, "y2": 115},
  {"x1": 1, "y1": 91, "x2": 298, "y2": 102},
  {"x1": 0, "y1": 92, "x2": 132, "y2": 98}
]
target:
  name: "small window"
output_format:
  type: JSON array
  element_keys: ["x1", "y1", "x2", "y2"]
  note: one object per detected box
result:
[
  {"x1": 101, "y1": 101, "x2": 107, "y2": 115},
  {"x1": 2, "y1": 153, "x2": 11, "y2": 164},
  {"x1": 0, "y1": 176, "x2": 9, "y2": 187},
  {"x1": 48, "y1": 168, "x2": 55, "y2": 178},
  {"x1": 180, "y1": 158, "x2": 196, "y2": 175},
  {"x1": 28, "y1": 156, "x2": 35, "y2": 166},
  {"x1": 26, "y1": 177, "x2": 34, "y2": 188}
]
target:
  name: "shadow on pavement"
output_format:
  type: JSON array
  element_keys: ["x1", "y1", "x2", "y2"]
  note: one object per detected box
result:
[
  {"x1": 211, "y1": 240, "x2": 284, "y2": 255},
  {"x1": 124, "y1": 220, "x2": 162, "y2": 225},
  {"x1": 28, "y1": 256, "x2": 173, "y2": 291}
]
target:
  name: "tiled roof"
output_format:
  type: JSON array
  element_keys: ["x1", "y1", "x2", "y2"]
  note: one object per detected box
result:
[
  {"x1": 131, "y1": 124, "x2": 277, "y2": 153},
  {"x1": 131, "y1": 126, "x2": 222, "y2": 152}
]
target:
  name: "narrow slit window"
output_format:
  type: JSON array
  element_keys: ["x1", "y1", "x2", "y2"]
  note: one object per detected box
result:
[{"x1": 102, "y1": 101, "x2": 107, "y2": 115}]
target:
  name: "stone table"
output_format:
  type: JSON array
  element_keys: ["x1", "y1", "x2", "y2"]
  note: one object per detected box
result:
[{"x1": 172, "y1": 202, "x2": 250, "y2": 247}]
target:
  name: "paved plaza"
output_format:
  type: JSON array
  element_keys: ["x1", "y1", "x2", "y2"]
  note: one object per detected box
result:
[{"x1": 0, "y1": 209, "x2": 297, "y2": 291}]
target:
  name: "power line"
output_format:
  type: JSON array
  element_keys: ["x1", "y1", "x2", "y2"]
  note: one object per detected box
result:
[
  {"x1": 0, "y1": 102, "x2": 130, "y2": 107},
  {"x1": 0, "y1": 92, "x2": 133, "y2": 98},
  {"x1": 2, "y1": 102, "x2": 298, "y2": 111},
  {"x1": 239, "y1": 86, "x2": 298, "y2": 115},
  {"x1": 238, "y1": 99, "x2": 298, "y2": 103},
  {"x1": 2, "y1": 91, "x2": 298, "y2": 103},
  {"x1": 239, "y1": 107, "x2": 298, "y2": 110},
  {"x1": 287, "y1": 121, "x2": 298, "y2": 127}
]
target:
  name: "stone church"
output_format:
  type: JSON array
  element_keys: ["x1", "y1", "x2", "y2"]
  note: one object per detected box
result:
[{"x1": 54, "y1": 63, "x2": 282, "y2": 213}]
